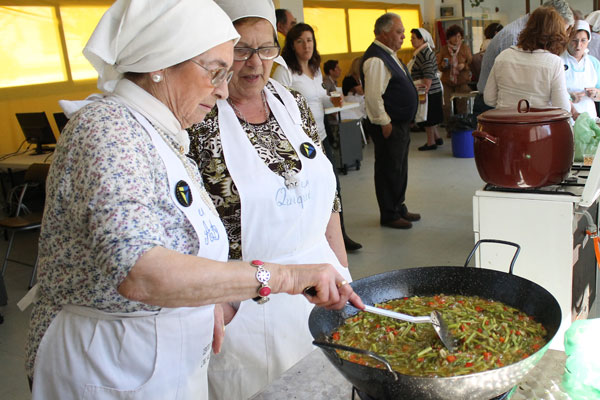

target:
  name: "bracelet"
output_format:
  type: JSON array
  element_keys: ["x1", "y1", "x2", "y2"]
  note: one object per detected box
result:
[{"x1": 250, "y1": 260, "x2": 271, "y2": 304}]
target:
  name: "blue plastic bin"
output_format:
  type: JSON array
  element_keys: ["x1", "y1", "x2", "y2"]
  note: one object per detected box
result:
[{"x1": 451, "y1": 129, "x2": 474, "y2": 158}]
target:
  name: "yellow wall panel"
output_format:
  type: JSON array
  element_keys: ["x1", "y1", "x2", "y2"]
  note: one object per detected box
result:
[
  {"x1": 348, "y1": 9, "x2": 383, "y2": 53},
  {"x1": 388, "y1": 8, "x2": 421, "y2": 50},
  {"x1": 304, "y1": 8, "x2": 348, "y2": 55},
  {"x1": 61, "y1": 6, "x2": 109, "y2": 81},
  {"x1": 0, "y1": 6, "x2": 66, "y2": 88}
]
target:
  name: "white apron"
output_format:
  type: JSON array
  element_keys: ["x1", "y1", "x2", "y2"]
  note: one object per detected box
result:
[
  {"x1": 564, "y1": 54, "x2": 598, "y2": 118},
  {"x1": 31, "y1": 109, "x2": 229, "y2": 400},
  {"x1": 207, "y1": 79, "x2": 352, "y2": 400}
]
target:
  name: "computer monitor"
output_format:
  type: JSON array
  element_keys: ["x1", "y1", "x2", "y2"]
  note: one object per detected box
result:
[
  {"x1": 15, "y1": 112, "x2": 57, "y2": 155},
  {"x1": 53, "y1": 112, "x2": 69, "y2": 133}
]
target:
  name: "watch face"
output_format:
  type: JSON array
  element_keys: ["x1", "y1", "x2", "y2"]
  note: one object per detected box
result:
[{"x1": 256, "y1": 268, "x2": 271, "y2": 283}]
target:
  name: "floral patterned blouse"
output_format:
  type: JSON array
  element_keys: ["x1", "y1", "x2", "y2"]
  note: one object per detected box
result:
[
  {"x1": 26, "y1": 98, "x2": 202, "y2": 377},
  {"x1": 187, "y1": 82, "x2": 340, "y2": 260}
]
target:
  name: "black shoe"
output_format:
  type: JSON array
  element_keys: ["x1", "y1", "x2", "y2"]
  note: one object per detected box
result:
[
  {"x1": 418, "y1": 144, "x2": 437, "y2": 151},
  {"x1": 344, "y1": 234, "x2": 363, "y2": 252},
  {"x1": 435, "y1": 138, "x2": 444, "y2": 146}
]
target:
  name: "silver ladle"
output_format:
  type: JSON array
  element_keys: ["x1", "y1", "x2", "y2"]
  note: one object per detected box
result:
[
  {"x1": 357, "y1": 304, "x2": 458, "y2": 353},
  {"x1": 303, "y1": 286, "x2": 458, "y2": 352}
]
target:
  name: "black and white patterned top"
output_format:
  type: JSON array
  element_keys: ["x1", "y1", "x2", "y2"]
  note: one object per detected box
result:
[
  {"x1": 187, "y1": 81, "x2": 340, "y2": 260},
  {"x1": 411, "y1": 46, "x2": 442, "y2": 94}
]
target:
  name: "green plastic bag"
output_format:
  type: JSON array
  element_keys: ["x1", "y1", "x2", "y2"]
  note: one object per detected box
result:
[
  {"x1": 573, "y1": 112, "x2": 600, "y2": 162},
  {"x1": 562, "y1": 318, "x2": 600, "y2": 399}
]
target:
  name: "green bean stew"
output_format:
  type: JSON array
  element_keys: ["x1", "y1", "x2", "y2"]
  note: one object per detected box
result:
[{"x1": 331, "y1": 295, "x2": 547, "y2": 377}]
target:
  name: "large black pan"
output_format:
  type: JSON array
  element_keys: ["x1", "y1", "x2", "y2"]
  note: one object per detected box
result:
[{"x1": 309, "y1": 240, "x2": 562, "y2": 400}]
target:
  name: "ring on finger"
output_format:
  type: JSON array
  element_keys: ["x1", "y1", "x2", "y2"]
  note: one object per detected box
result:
[{"x1": 336, "y1": 280, "x2": 348, "y2": 288}]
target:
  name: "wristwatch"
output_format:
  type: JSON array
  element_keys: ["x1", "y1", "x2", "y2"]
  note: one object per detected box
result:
[{"x1": 250, "y1": 260, "x2": 271, "y2": 304}]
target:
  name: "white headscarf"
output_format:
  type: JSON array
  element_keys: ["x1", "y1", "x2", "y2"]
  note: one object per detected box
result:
[
  {"x1": 215, "y1": 0, "x2": 277, "y2": 33},
  {"x1": 417, "y1": 28, "x2": 435, "y2": 50},
  {"x1": 587, "y1": 11, "x2": 600, "y2": 33},
  {"x1": 215, "y1": 0, "x2": 292, "y2": 82},
  {"x1": 84, "y1": 0, "x2": 240, "y2": 93},
  {"x1": 574, "y1": 19, "x2": 592, "y2": 41}
]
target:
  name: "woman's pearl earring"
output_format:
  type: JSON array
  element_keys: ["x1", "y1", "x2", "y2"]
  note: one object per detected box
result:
[{"x1": 152, "y1": 74, "x2": 162, "y2": 83}]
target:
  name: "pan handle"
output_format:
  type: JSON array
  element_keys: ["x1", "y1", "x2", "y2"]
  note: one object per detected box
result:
[
  {"x1": 312, "y1": 340, "x2": 399, "y2": 381},
  {"x1": 464, "y1": 239, "x2": 521, "y2": 275}
]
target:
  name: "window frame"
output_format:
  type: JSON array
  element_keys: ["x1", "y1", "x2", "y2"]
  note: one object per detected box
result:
[
  {"x1": 303, "y1": 1, "x2": 423, "y2": 58},
  {"x1": 0, "y1": 0, "x2": 112, "y2": 100}
]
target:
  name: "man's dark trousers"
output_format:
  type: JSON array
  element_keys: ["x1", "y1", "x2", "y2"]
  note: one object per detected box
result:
[{"x1": 364, "y1": 118, "x2": 410, "y2": 224}]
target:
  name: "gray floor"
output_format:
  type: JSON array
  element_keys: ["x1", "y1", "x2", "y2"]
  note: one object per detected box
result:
[{"x1": 0, "y1": 130, "x2": 486, "y2": 399}]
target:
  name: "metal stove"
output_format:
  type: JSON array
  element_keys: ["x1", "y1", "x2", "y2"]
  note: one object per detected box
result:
[{"x1": 474, "y1": 161, "x2": 600, "y2": 351}]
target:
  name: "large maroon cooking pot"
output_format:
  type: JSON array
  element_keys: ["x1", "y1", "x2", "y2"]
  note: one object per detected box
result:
[{"x1": 473, "y1": 99, "x2": 573, "y2": 188}]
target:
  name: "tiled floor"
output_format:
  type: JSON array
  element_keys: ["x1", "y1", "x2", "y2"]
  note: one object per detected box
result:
[{"x1": 0, "y1": 130, "x2": 485, "y2": 399}]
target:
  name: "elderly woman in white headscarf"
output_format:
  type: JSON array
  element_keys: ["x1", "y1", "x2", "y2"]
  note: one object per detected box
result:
[
  {"x1": 409, "y1": 27, "x2": 444, "y2": 150},
  {"x1": 186, "y1": 0, "x2": 354, "y2": 398},
  {"x1": 25, "y1": 1, "x2": 362, "y2": 398},
  {"x1": 561, "y1": 20, "x2": 600, "y2": 119}
]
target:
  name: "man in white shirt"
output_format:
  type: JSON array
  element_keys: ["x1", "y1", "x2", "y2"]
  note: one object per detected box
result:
[{"x1": 361, "y1": 13, "x2": 420, "y2": 229}]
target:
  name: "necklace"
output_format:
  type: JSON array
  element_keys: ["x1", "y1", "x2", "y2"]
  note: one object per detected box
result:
[
  {"x1": 228, "y1": 92, "x2": 299, "y2": 189},
  {"x1": 153, "y1": 125, "x2": 219, "y2": 217}
]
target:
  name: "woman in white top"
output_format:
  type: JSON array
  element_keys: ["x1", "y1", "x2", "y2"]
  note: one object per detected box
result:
[
  {"x1": 560, "y1": 20, "x2": 600, "y2": 119},
  {"x1": 484, "y1": 6, "x2": 570, "y2": 112},
  {"x1": 273, "y1": 23, "x2": 334, "y2": 142}
]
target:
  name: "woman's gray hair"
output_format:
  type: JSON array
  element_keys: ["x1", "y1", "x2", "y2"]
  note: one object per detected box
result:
[
  {"x1": 374, "y1": 12, "x2": 400, "y2": 35},
  {"x1": 542, "y1": 0, "x2": 575, "y2": 26}
]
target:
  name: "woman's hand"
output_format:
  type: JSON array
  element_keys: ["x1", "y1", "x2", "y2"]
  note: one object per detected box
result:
[
  {"x1": 278, "y1": 263, "x2": 364, "y2": 310},
  {"x1": 212, "y1": 304, "x2": 226, "y2": 354},
  {"x1": 585, "y1": 88, "x2": 599, "y2": 101},
  {"x1": 571, "y1": 91, "x2": 586, "y2": 103}
]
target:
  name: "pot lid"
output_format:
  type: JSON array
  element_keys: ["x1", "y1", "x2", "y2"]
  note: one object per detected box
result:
[{"x1": 478, "y1": 99, "x2": 571, "y2": 124}]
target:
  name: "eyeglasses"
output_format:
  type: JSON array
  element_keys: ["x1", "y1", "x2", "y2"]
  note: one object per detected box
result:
[
  {"x1": 189, "y1": 59, "x2": 234, "y2": 86},
  {"x1": 233, "y1": 46, "x2": 280, "y2": 61}
]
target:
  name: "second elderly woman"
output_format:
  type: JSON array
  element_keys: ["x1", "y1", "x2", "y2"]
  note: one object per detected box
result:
[{"x1": 187, "y1": 1, "x2": 353, "y2": 399}]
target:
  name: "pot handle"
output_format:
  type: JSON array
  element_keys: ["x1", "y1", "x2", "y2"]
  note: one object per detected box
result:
[
  {"x1": 312, "y1": 340, "x2": 399, "y2": 381},
  {"x1": 463, "y1": 239, "x2": 521, "y2": 275},
  {"x1": 472, "y1": 130, "x2": 498, "y2": 145},
  {"x1": 518, "y1": 99, "x2": 530, "y2": 113}
]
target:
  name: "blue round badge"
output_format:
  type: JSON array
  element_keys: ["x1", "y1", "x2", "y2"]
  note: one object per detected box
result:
[
  {"x1": 175, "y1": 180, "x2": 193, "y2": 207},
  {"x1": 299, "y1": 142, "x2": 317, "y2": 159}
]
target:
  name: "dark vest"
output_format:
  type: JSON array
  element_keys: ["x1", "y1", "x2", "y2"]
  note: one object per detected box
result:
[{"x1": 361, "y1": 42, "x2": 418, "y2": 123}]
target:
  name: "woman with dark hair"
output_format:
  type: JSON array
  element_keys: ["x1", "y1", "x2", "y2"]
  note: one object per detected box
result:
[
  {"x1": 484, "y1": 6, "x2": 570, "y2": 111},
  {"x1": 273, "y1": 23, "x2": 331, "y2": 142},
  {"x1": 273, "y1": 22, "x2": 362, "y2": 252},
  {"x1": 437, "y1": 24, "x2": 472, "y2": 124},
  {"x1": 342, "y1": 56, "x2": 364, "y2": 96},
  {"x1": 481, "y1": 22, "x2": 504, "y2": 52},
  {"x1": 409, "y1": 28, "x2": 444, "y2": 150}
]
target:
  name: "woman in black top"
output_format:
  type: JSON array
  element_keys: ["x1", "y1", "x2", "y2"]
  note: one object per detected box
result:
[
  {"x1": 410, "y1": 28, "x2": 444, "y2": 151},
  {"x1": 342, "y1": 56, "x2": 364, "y2": 96}
]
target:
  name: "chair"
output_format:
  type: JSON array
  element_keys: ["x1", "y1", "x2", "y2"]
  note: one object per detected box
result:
[
  {"x1": 0, "y1": 163, "x2": 50, "y2": 288},
  {"x1": 53, "y1": 112, "x2": 69, "y2": 133}
]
